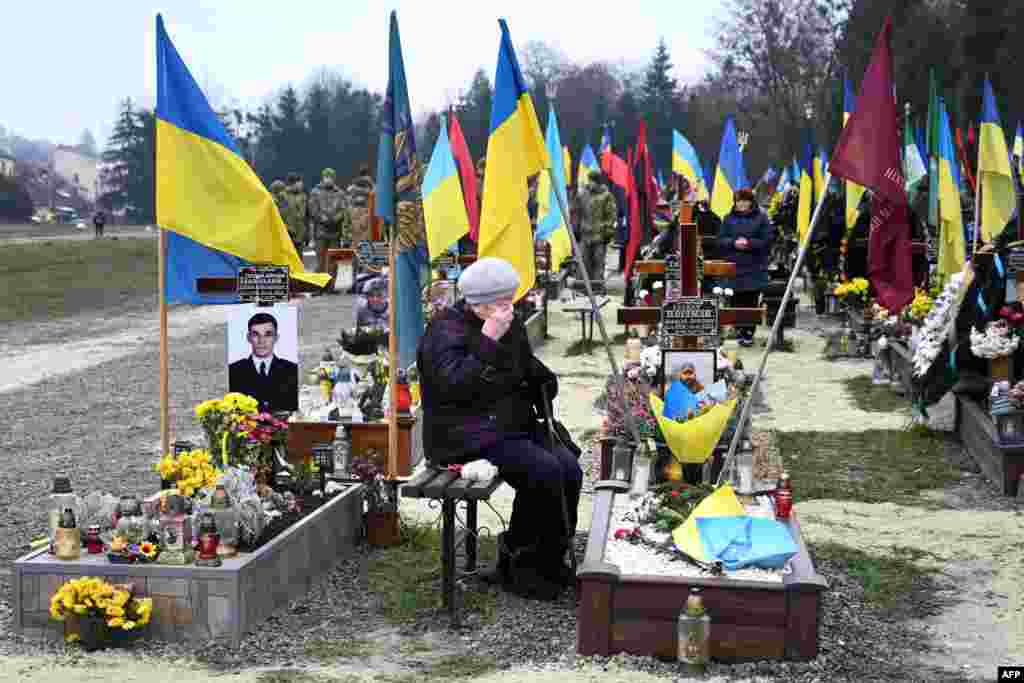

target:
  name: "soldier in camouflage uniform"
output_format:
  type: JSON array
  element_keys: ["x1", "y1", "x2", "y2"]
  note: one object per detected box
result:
[
  {"x1": 308, "y1": 167, "x2": 352, "y2": 278},
  {"x1": 346, "y1": 165, "x2": 375, "y2": 246},
  {"x1": 279, "y1": 173, "x2": 309, "y2": 256},
  {"x1": 575, "y1": 170, "x2": 617, "y2": 294}
]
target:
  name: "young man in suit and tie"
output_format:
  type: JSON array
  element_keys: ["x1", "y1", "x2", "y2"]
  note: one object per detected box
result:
[{"x1": 228, "y1": 312, "x2": 299, "y2": 413}]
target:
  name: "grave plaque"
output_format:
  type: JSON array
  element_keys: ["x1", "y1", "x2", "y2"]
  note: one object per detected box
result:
[
  {"x1": 1007, "y1": 248, "x2": 1024, "y2": 276},
  {"x1": 664, "y1": 254, "x2": 681, "y2": 301},
  {"x1": 237, "y1": 266, "x2": 289, "y2": 304},
  {"x1": 357, "y1": 240, "x2": 390, "y2": 268},
  {"x1": 660, "y1": 297, "x2": 719, "y2": 348}
]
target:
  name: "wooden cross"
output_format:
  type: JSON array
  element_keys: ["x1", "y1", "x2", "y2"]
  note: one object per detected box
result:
[{"x1": 616, "y1": 203, "x2": 765, "y2": 333}]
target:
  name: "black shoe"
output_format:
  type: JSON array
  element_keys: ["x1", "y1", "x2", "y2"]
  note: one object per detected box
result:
[
  {"x1": 479, "y1": 532, "x2": 512, "y2": 586},
  {"x1": 505, "y1": 544, "x2": 561, "y2": 601}
]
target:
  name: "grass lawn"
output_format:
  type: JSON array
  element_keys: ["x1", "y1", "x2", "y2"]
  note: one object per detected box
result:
[
  {"x1": 0, "y1": 238, "x2": 157, "y2": 323},
  {"x1": 775, "y1": 427, "x2": 962, "y2": 506}
]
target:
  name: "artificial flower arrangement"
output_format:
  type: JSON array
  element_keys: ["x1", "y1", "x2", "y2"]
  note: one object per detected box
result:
[
  {"x1": 833, "y1": 277, "x2": 871, "y2": 308},
  {"x1": 612, "y1": 483, "x2": 715, "y2": 543},
  {"x1": 50, "y1": 576, "x2": 153, "y2": 640},
  {"x1": 998, "y1": 303, "x2": 1024, "y2": 329},
  {"x1": 970, "y1": 320, "x2": 1020, "y2": 359},
  {"x1": 107, "y1": 538, "x2": 160, "y2": 563},
  {"x1": 912, "y1": 271, "x2": 968, "y2": 377},
  {"x1": 604, "y1": 348, "x2": 663, "y2": 442},
  {"x1": 154, "y1": 449, "x2": 221, "y2": 498},
  {"x1": 230, "y1": 412, "x2": 289, "y2": 470},
  {"x1": 350, "y1": 454, "x2": 396, "y2": 513}
]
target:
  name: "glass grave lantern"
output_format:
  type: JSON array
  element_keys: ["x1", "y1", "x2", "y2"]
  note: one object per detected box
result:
[
  {"x1": 48, "y1": 476, "x2": 78, "y2": 551},
  {"x1": 313, "y1": 445, "x2": 335, "y2": 497},
  {"x1": 195, "y1": 512, "x2": 221, "y2": 567},
  {"x1": 157, "y1": 495, "x2": 194, "y2": 565},
  {"x1": 611, "y1": 440, "x2": 635, "y2": 483},
  {"x1": 114, "y1": 495, "x2": 146, "y2": 545},
  {"x1": 209, "y1": 485, "x2": 239, "y2": 559}
]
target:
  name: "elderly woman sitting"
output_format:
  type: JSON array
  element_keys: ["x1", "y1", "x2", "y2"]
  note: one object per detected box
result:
[{"x1": 416, "y1": 257, "x2": 582, "y2": 600}]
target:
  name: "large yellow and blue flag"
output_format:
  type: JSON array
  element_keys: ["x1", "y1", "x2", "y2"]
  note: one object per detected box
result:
[
  {"x1": 478, "y1": 19, "x2": 548, "y2": 301},
  {"x1": 977, "y1": 80, "x2": 1014, "y2": 243},
  {"x1": 844, "y1": 78, "x2": 865, "y2": 230},
  {"x1": 672, "y1": 130, "x2": 708, "y2": 200},
  {"x1": 710, "y1": 116, "x2": 745, "y2": 219},
  {"x1": 563, "y1": 146, "x2": 572, "y2": 189},
  {"x1": 578, "y1": 144, "x2": 598, "y2": 190},
  {"x1": 374, "y1": 11, "x2": 429, "y2": 371},
  {"x1": 1014, "y1": 122, "x2": 1023, "y2": 180},
  {"x1": 797, "y1": 141, "x2": 814, "y2": 244},
  {"x1": 422, "y1": 115, "x2": 470, "y2": 259},
  {"x1": 535, "y1": 107, "x2": 571, "y2": 270},
  {"x1": 154, "y1": 15, "x2": 328, "y2": 303},
  {"x1": 936, "y1": 98, "x2": 965, "y2": 279}
]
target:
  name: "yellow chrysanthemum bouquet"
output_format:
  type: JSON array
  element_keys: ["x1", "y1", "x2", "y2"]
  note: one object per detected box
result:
[
  {"x1": 50, "y1": 576, "x2": 153, "y2": 642},
  {"x1": 194, "y1": 392, "x2": 260, "y2": 467},
  {"x1": 153, "y1": 449, "x2": 221, "y2": 498},
  {"x1": 904, "y1": 288, "x2": 933, "y2": 324},
  {"x1": 833, "y1": 277, "x2": 871, "y2": 308}
]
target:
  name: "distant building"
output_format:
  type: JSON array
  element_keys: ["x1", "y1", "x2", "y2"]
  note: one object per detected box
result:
[
  {"x1": 52, "y1": 146, "x2": 98, "y2": 202},
  {"x1": 0, "y1": 151, "x2": 14, "y2": 178}
]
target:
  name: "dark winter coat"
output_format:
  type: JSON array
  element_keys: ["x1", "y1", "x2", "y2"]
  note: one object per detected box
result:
[
  {"x1": 717, "y1": 207, "x2": 773, "y2": 291},
  {"x1": 417, "y1": 301, "x2": 558, "y2": 465}
]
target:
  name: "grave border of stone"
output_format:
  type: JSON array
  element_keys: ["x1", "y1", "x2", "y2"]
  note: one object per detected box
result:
[{"x1": 13, "y1": 483, "x2": 363, "y2": 646}]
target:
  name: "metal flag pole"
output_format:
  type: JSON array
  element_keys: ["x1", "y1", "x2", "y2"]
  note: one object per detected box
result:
[
  {"x1": 544, "y1": 166, "x2": 645, "y2": 453},
  {"x1": 716, "y1": 173, "x2": 834, "y2": 487}
]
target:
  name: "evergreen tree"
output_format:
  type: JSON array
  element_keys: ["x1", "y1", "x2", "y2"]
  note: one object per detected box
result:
[
  {"x1": 642, "y1": 38, "x2": 679, "y2": 173},
  {"x1": 99, "y1": 99, "x2": 155, "y2": 221},
  {"x1": 77, "y1": 129, "x2": 98, "y2": 158}
]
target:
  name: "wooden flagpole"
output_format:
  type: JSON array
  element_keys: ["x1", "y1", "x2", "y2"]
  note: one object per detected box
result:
[
  {"x1": 387, "y1": 219, "x2": 399, "y2": 480},
  {"x1": 159, "y1": 226, "x2": 170, "y2": 457}
]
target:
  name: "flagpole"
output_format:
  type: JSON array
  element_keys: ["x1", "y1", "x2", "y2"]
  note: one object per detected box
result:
[
  {"x1": 387, "y1": 220, "x2": 399, "y2": 480},
  {"x1": 544, "y1": 167, "x2": 645, "y2": 453},
  {"x1": 716, "y1": 174, "x2": 834, "y2": 487},
  {"x1": 159, "y1": 226, "x2": 170, "y2": 458}
]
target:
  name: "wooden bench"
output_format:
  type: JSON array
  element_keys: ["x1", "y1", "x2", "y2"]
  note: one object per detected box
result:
[{"x1": 402, "y1": 467, "x2": 504, "y2": 625}]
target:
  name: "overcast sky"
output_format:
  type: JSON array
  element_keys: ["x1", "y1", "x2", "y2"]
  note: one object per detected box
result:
[{"x1": 1, "y1": 1, "x2": 722, "y2": 149}]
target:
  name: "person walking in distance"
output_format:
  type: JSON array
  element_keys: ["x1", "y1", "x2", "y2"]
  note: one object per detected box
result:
[
  {"x1": 92, "y1": 210, "x2": 106, "y2": 239},
  {"x1": 575, "y1": 170, "x2": 617, "y2": 294}
]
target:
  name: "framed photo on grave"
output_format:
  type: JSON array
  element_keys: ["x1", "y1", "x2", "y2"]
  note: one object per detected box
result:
[
  {"x1": 227, "y1": 303, "x2": 300, "y2": 413},
  {"x1": 661, "y1": 350, "x2": 717, "y2": 409}
]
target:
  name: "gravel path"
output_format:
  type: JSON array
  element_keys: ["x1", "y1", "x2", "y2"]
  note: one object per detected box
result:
[{"x1": 1, "y1": 280, "x2": 1017, "y2": 682}]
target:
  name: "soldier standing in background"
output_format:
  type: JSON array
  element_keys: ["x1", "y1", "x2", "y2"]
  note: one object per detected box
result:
[
  {"x1": 280, "y1": 173, "x2": 308, "y2": 258},
  {"x1": 346, "y1": 165, "x2": 375, "y2": 246},
  {"x1": 575, "y1": 170, "x2": 617, "y2": 295},
  {"x1": 308, "y1": 168, "x2": 351, "y2": 283}
]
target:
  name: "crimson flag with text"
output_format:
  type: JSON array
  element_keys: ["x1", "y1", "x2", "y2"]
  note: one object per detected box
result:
[{"x1": 828, "y1": 18, "x2": 913, "y2": 312}]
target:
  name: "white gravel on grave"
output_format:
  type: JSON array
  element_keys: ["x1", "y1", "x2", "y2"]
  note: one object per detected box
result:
[{"x1": 604, "y1": 493, "x2": 786, "y2": 583}]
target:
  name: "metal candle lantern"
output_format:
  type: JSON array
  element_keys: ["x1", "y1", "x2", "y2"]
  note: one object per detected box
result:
[
  {"x1": 157, "y1": 495, "x2": 193, "y2": 565},
  {"x1": 611, "y1": 441, "x2": 635, "y2": 482},
  {"x1": 195, "y1": 512, "x2": 221, "y2": 567},
  {"x1": 48, "y1": 476, "x2": 77, "y2": 550},
  {"x1": 209, "y1": 485, "x2": 239, "y2": 559},
  {"x1": 313, "y1": 445, "x2": 335, "y2": 497}
]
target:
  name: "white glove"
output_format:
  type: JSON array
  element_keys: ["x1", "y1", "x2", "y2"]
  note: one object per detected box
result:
[{"x1": 460, "y1": 459, "x2": 498, "y2": 482}]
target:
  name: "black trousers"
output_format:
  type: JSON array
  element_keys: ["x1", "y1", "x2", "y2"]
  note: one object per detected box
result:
[
  {"x1": 477, "y1": 436, "x2": 582, "y2": 554},
  {"x1": 732, "y1": 290, "x2": 761, "y2": 339}
]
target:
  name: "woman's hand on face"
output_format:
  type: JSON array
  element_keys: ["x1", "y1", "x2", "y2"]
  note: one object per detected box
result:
[{"x1": 481, "y1": 303, "x2": 514, "y2": 341}]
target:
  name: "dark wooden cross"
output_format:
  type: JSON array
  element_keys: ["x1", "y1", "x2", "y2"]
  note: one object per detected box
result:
[{"x1": 616, "y1": 203, "x2": 766, "y2": 336}]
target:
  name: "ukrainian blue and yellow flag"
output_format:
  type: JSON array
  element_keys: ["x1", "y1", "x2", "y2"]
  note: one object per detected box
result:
[
  {"x1": 776, "y1": 166, "x2": 791, "y2": 196},
  {"x1": 797, "y1": 140, "x2": 814, "y2": 244},
  {"x1": 1014, "y1": 122, "x2": 1023, "y2": 180},
  {"x1": 936, "y1": 98, "x2": 965, "y2": 279},
  {"x1": 977, "y1": 80, "x2": 1014, "y2": 242},
  {"x1": 478, "y1": 19, "x2": 548, "y2": 301},
  {"x1": 578, "y1": 144, "x2": 598, "y2": 190},
  {"x1": 710, "y1": 117, "x2": 744, "y2": 219},
  {"x1": 563, "y1": 146, "x2": 572, "y2": 188},
  {"x1": 155, "y1": 15, "x2": 328, "y2": 303},
  {"x1": 672, "y1": 130, "x2": 708, "y2": 200},
  {"x1": 813, "y1": 146, "x2": 827, "y2": 204},
  {"x1": 844, "y1": 77, "x2": 866, "y2": 230},
  {"x1": 422, "y1": 115, "x2": 469, "y2": 259},
  {"x1": 536, "y1": 107, "x2": 571, "y2": 270},
  {"x1": 374, "y1": 11, "x2": 429, "y2": 371}
]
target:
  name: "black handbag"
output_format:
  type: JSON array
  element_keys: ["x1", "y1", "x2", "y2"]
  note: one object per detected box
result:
[{"x1": 536, "y1": 382, "x2": 582, "y2": 460}]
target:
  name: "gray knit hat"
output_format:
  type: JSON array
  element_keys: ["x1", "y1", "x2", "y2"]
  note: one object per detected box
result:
[{"x1": 458, "y1": 257, "x2": 520, "y2": 305}]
